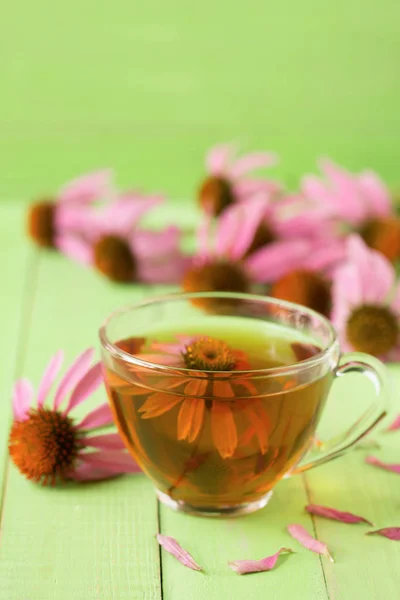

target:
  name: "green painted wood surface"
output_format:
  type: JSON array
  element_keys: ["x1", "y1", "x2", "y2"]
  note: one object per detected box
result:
[{"x1": 1, "y1": 1, "x2": 400, "y2": 597}]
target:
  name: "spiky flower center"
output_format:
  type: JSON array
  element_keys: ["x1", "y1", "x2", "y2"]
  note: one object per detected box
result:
[
  {"x1": 346, "y1": 304, "x2": 399, "y2": 356},
  {"x1": 359, "y1": 217, "x2": 400, "y2": 262},
  {"x1": 183, "y1": 337, "x2": 237, "y2": 371},
  {"x1": 198, "y1": 176, "x2": 235, "y2": 216},
  {"x1": 27, "y1": 200, "x2": 56, "y2": 247},
  {"x1": 9, "y1": 408, "x2": 79, "y2": 485},
  {"x1": 271, "y1": 269, "x2": 331, "y2": 316},
  {"x1": 93, "y1": 235, "x2": 136, "y2": 282}
]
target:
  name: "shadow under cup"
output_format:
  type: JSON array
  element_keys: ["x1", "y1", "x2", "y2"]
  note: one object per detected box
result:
[{"x1": 99, "y1": 292, "x2": 347, "y2": 516}]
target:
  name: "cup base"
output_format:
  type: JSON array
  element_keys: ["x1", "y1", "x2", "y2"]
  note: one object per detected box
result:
[{"x1": 156, "y1": 489, "x2": 274, "y2": 518}]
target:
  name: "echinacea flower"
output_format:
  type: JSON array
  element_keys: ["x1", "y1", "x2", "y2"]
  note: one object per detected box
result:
[
  {"x1": 137, "y1": 335, "x2": 270, "y2": 458},
  {"x1": 198, "y1": 143, "x2": 281, "y2": 216},
  {"x1": 331, "y1": 235, "x2": 400, "y2": 360},
  {"x1": 183, "y1": 195, "x2": 346, "y2": 301},
  {"x1": 27, "y1": 170, "x2": 113, "y2": 248},
  {"x1": 302, "y1": 159, "x2": 400, "y2": 261},
  {"x1": 8, "y1": 348, "x2": 140, "y2": 485},
  {"x1": 57, "y1": 192, "x2": 189, "y2": 283}
]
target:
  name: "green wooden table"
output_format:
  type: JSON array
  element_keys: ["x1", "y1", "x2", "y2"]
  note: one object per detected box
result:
[
  {"x1": 1, "y1": 1, "x2": 400, "y2": 597},
  {"x1": 0, "y1": 204, "x2": 399, "y2": 599}
]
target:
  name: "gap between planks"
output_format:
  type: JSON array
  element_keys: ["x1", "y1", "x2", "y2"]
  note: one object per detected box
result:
[
  {"x1": 303, "y1": 473, "x2": 332, "y2": 600},
  {"x1": 0, "y1": 249, "x2": 40, "y2": 534}
]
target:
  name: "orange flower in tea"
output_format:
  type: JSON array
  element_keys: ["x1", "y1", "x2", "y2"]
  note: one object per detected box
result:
[{"x1": 137, "y1": 336, "x2": 270, "y2": 458}]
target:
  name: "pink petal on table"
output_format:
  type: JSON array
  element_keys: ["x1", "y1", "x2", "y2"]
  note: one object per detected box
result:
[
  {"x1": 64, "y1": 362, "x2": 103, "y2": 414},
  {"x1": 365, "y1": 456, "x2": 400, "y2": 474},
  {"x1": 12, "y1": 378, "x2": 34, "y2": 421},
  {"x1": 37, "y1": 350, "x2": 64, "y2": 408},
  {"x1": 75, "y1": 402, "x2": 114, "y2": 430},
  {"x1": 156, "y1": 534, "x2": 203, "y2": 572},
  {"x1": 367, "y1": 528, "x2": 400, "y2": 541},
  {"x1": 387, "y1": 415, "x2": 400, "y2": 432},
  {"x1": 78, "y1": 450, "x2": 141, "y2": 473},
  {"x1": 287, "y1": 524, "x2": 334, "y2": 561},
  {"x1": 82, "y1": 433, "x2": 126, "y2": 451},
  {"x1": 228, "y1": 547, "x2": 293, "y2": 575},
  {"x1": 306, "y1": 504, "x2": 372, "y2": 526},
  {"x1": 71, "y1": 451, "x2": 141, "y2": 481},
  {"x1": 53, "y1": 348, "x2": 95, "y2": 409}
]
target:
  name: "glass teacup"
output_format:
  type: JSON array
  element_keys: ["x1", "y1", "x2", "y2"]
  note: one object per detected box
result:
[{"x1": 99, "y1": 292, "x2": 387, "y2": 517}]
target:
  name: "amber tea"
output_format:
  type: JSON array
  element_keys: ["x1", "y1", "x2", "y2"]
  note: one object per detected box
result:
[{"x1": 103, "y1": 317, "x2": 333, "y2": 513}]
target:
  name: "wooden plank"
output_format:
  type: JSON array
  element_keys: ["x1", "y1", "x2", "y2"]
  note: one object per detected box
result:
[
  {"x1": 0, "y1": 204, "x2": 34, "y2": 497},
  {"x1": 0, "y1": 250, "x2": 162, "y2": 600},
  {"x1": 304, "y1": 366, "x2": 400, "y2": 599}
]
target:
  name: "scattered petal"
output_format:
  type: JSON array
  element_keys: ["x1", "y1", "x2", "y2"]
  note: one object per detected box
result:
[
  {"x1": 387, "y1": 415, "x2": 400, "y2": 432},
  {"x1": 287, "y1": 524, "x2": 334, "y2": 561},
  {"x1": 367, "y1": 528, "x2": 400, "y2": 541},
  {"x1": 228, "y1": 548, "x2": 294, "y2": 575},
  {"x1": 365, "y1": 456, "x2": 400, "y2": 474},
  {"x1": 76, "y1": 450, "x2": 141, "y2": 478},
  {"x1": 156, "y1": 534, "x2": 203, "y2": 572},
  {"x1": 306, "y1": 504, "x2": 373, "y2": 526},
  {"x1": 71, "y1": 450, "x2": 141, "y2": 481}
]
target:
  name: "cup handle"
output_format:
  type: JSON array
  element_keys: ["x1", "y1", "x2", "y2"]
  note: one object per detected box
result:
[{"x1": 290, "y1": 352, "x2": 388, "y2": 475}]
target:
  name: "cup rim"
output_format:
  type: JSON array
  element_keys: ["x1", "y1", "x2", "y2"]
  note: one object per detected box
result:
[{"x1": 99, "y1": 291, "x2": 339, "y2": 378}]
